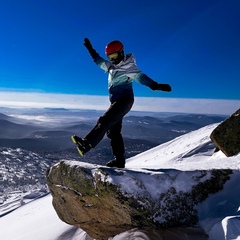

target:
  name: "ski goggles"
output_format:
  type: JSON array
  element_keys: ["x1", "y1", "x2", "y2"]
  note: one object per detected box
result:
[{"x1": 107, "y1": 52, "x2": 119, "y2": 61}]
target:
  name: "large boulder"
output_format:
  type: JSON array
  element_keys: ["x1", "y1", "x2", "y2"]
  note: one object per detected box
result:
[
  {"x1": 46, "y1": 160, "x2": 232, "y2": 240},
  {"x1": 210, "y1": 109, "x2": 240, "y2": 157}
]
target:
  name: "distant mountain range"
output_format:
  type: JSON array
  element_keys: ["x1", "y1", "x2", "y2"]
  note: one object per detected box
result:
[{"x1": 0, "y1": 108, "x2": 226, "y2": 152}]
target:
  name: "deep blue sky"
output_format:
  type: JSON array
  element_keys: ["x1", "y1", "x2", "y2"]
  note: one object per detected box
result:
[{"x1": 0, "y1": 0, "x2": 239, "y2": 100}]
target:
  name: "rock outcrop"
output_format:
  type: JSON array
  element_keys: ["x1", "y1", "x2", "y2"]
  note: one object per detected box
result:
[
  {"x1": 46, "y1": 160, "x2": 232, "y2": 240},
  {"x1": 210, "y1": 109, "x2": 240, "y2": 157}
]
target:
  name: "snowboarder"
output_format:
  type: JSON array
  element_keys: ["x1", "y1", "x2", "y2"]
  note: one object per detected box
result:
[{"x1": 72, "y1": 38, "x2": 172, "y2": 168}]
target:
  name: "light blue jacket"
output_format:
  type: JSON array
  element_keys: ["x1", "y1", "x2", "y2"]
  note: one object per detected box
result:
[{"x1": 94, "y1": 53, "x2": 155, "y2": 103}]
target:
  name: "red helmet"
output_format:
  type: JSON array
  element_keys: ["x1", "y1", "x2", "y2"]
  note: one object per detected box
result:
[{"x1": 105, "y1": 40, "x2": 124, "y2": 55}]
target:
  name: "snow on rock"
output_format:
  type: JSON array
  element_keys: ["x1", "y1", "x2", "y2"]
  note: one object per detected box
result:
[{"x1": 46, "y1": 159, "x2": 232, "y2": 239}]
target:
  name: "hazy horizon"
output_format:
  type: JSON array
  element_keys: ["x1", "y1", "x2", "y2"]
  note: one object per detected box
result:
[{"x1": 0, "y1": 91, "x2": 239, "y2": 115}]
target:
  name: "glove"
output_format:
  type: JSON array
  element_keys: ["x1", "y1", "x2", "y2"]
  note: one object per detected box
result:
[
  {"x1": 151, "y1": 82, "x2": 172, "y2": 92},
  {"x1": 84, "y1": 38, "x2": 93, "y2": 51},
  {"x1": 83, "y1": 38, "x2": 99, "y2": 60}
]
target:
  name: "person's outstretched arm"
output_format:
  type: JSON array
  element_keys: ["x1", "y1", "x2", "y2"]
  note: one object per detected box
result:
[
  {"x1": 83, "y1": 38, "x2": 112, "y2": 72},
  {"x1": 135, "y1": 72, "x2": 172, "y2": 92},
  {"x1": 83, "y1": 38, "x2": 100, "y2": 61}
]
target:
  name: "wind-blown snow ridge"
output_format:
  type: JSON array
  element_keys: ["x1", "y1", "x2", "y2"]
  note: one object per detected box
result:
[{"x1": 126, "y1": 123, "x2": 240, "y2": 171}]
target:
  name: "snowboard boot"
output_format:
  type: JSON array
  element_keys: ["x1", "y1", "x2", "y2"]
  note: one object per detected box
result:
[
  {"x1": 106, "y1": 156, "x2": 125, "y2": 168},
  {"x1": 71, "y1": 135, "x2": 92, "y2": 156}
]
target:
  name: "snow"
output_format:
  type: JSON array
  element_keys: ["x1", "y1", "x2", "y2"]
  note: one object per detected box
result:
[
  {"x1": 0, "y1": 194, "x2": 90, "y2": 240},
  {"x1": 1, "y1": 122, "x2": 240, "y2": 239},
  {"x1": 127, "y1": 123, "x2": 240, "y2": 171}
]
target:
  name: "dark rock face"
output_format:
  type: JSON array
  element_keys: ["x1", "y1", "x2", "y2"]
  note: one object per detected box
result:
[
  {"x1": 210, "y1": 109, "x2": 240, "y2": 157},
  {"x1": 46, "y1": 160, "x2": 232, "y2": 240}
]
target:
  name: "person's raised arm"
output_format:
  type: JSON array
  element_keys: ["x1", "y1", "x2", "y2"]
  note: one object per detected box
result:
[{"x1": 83, "y1": 38, "x2": 100, "y2": 61}]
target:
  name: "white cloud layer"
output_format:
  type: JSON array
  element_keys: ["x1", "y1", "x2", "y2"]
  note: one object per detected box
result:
[{"x1": 0, "y1": 91, "x2": 239, "y2": 115}]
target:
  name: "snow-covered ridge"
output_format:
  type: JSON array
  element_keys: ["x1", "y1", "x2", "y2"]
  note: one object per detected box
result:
[{"x1": 127, "y1": 123, "x2": 240, "y2": 170}]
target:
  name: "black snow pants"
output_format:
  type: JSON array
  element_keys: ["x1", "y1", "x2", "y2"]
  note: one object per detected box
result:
[{"x1": 84, "y1": 97, "x2": 134, "y2": 159}]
